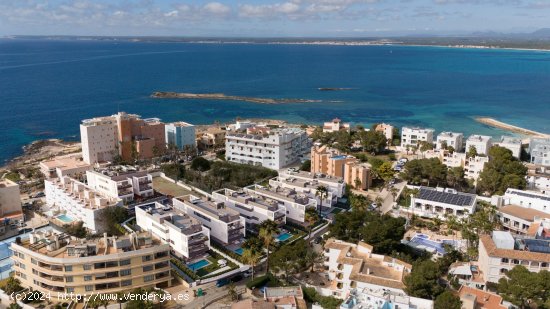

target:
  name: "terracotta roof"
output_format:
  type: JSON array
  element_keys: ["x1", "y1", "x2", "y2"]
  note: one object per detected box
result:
[
  {"x1": 499, "y1": 204, "x2": 550, "y2": 222},
  {"x1": 458, "y1": 286, "x2": 506, "y2": 309},
  {"x1": 231, "y1": 299, "x2": 275, "y2": 309},
  {"x1": 526, "y1": 222, "x2": 541, "y2": 237},
  {"x1": 480, "y1": 234, "x2": 550, "y2": 262}
]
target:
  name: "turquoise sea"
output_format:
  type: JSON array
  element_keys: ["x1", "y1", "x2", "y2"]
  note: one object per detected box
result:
[{"x1": 1, "y1": 39, "x2": 550, "y2": 163}]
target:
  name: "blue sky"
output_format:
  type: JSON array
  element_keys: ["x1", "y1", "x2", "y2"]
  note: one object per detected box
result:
[{"x1": 1, "y1": 0, "x2": 549, "y2": 37}]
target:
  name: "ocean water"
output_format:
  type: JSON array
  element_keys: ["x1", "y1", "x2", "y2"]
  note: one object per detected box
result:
[{"x1": 1, "y1": 39, "x2": 550, "y2": 163}]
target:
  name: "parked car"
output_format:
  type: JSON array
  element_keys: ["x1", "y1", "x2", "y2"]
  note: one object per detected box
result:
[
  {"x1": 216, "y1": 278, "x2": 230, "y2": 287},
  {"x1": 33, "y1": 192, "x2": 45, "y2": 198}
]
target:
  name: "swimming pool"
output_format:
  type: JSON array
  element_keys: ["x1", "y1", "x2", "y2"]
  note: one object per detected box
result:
[
  {"x1": 277, "y1": 233, "x2": 292, "y2": 242},
  {"x1": 234, "y1": 248, "x2": 244, "y2": 255},
  {"x1": 187, "y1": 259, "x2": 210, "y2": 271},
  {"x1": 57, "y1": 214, "x2": 75, "y2": 223}
]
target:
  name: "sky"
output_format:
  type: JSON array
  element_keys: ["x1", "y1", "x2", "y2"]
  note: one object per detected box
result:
[{"x1": 0, "y1": 0, "x2": 549, "y2": 37}]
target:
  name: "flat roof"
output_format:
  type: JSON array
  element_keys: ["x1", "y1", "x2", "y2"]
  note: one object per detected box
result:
[
  {"x1": 0, "y1": 179, "x2": 18, "y2": 188},
  {"x1": 499, "y1": 204, "x2": 550, "y2": 222},
  {"x1": 438, "y1": 132, "x2": 463, "y2": 138},
  {"x1": 505, "y1": 188, "x2": 550, "y2": 202},
  {"x1": 467, "y1": 135, "x2": 492, "y2": 142},
  {"x1": 177, "y1": 195, "x2": 241, "y2": 222},
  {"x1": 40, "y1": 156, "x2": 90, "y2": 170},
  {"x1": 417, "y1": 187, "x2": 476, "y2": 207}
]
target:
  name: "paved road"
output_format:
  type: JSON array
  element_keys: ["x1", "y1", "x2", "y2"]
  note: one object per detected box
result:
[{"x1": 379, "y1": 181, "x2": 407, "y2": 214}]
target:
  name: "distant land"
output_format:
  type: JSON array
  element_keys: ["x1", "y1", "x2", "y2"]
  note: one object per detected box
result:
[
  {"x1": 5, "y1": 28, "x2": 550, "y2": 50},
  {"x1": 151, "y1": 91, "x2": 322, "y2": 104}
]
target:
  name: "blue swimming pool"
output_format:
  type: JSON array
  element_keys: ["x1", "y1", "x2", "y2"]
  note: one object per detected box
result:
[
  {"x1": 277, "y1": 233, "x2": 292, "y2": 242},
  {"x1": 57, "y1": 214, "x2": 75, "y2": 223},
  {"x1": 234, "y1": 248, "x2": 244, "y2": 255},
  {"x1": 187, "y1": 259, "x2": 209, "y2": 271}
]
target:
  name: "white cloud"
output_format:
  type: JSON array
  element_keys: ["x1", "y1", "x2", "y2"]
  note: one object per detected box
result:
[{"x1": 202, "y1": 2, "x2": 231, "y2": 15}]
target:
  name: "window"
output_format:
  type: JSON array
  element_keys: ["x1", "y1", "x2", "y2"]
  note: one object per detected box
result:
[
  {"x1": 66, "y1": 276, "x2": 73, "y2": 283},
  {"x1": 31, "y1": 258, "x2": 37, "y2": 265},
  {"x1": 65, "y1": 265, "x2": 73, "y2": 272},
  {"x1": 143, "y1": 265, "x2": 154, "y2": 272},
  {"x1": 119, "y1": 259, "x2": 131, "y2": 266},
  {"x1": 120, "y1": 269, "x2": 131, "y2": 276},
  {"x1": 142, "y1": 255, "x2": 152, "y2": 262},
  {"x1": 84, "y1": 275, "x2": 92, "y2": 281},
  {"x1": 85, "y1": 285, "x2": 93, "y2": 292},
  {"x1": 144, "y1": 275, "x2": 154, "y2": 282},
  {"x1": 501, "y1": 258, "x2": 509, "y2": 263},
  {"x1": 66, "y1": 288, "x2": 74, "y2": 293},
  {"x1": 122, "y1": 280, "x2": 132, "y2": 287},
  {"x1": 83, "y1": 264, "x2": 92, "y2": 270}
]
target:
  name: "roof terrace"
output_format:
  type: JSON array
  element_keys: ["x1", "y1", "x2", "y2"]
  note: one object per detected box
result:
[{"x1": 176, "y1": 195, "x2": 241, "y2": 223}]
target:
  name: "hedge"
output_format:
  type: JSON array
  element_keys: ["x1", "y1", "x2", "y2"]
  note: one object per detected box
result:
[
  {"x1": 302, "y1": 286, "x2": 342, "y2": 309},
  {"x1": 211, "y1": 240, "x2": 245, "y2": 263},
  {"x1": 246, "y1": 273, "x2": 275, "y2": 289},
  {"x1": 171, "y1": 258, "x2": 199, "y2": 281}
]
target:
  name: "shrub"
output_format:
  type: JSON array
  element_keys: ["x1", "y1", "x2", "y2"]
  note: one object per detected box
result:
[
  {"x1": 302, "y1": 286, "x2": 342, "y2": 309},
  {"x1": 246, "y1": 274, "x2": 273, "y2": 289}
]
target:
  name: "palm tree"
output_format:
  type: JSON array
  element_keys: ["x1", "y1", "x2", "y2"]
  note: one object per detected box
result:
[
  {"x1": 354, "y1": 178, "x2": 362, "y2": 190},
  {"x1": 241, "y1": 248, "x2": 261, "y2": 280},
  {"x1": 305, "y1": 207, "x2": 319, "y2": 244},
  {"x1": 259, "y1": 220, "x2": 278, "y2": 274},
  {"x1": 116, "y1": 292, "x2": 125, "y2": 309},
  {"x1": 7, "y1": 302, "x2": 22, "y2": 309},
  {"x1": 86, "y1": 297, "x2": 101, "y2": 309},
  {"x1": 227, "y1": 283, "x2": 239, "y2": 301},
  {"x1": 390, "y1": 186, "x2": 399, "y2": 202},
  {"x1": 375, "y1": 196, "x2": 383, "y2": 208},
  {"x1": 315, "y1": 185, "x2": 329, "y2": 216},
  {"x1": 304, "y1": 250, "x2": 324, "y2": 272}
]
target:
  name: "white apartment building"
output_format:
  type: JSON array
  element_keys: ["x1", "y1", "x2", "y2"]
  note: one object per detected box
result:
[
  {"x1": 45, "y1": 177, "x2": 121, "y2": 232},
  {"x1": 496, "y1": 136, "x2": 522, "y2": 159},
  {"x1": 466, "y1": 135, "x2": 492, "y2": 156},
  {"x1": 323, "y1": 118, "x2": 351, "y2": 133},
  {"x1": 464, "y1": 156, "x2": 489, "y2": 181},
  {"x1": 497, "y1": 204, "x2": 550, "y2": 235},
  {"x1": 436, "y1": 132, "x2": 464, "y2": 152},
  {"x1": 244, "y1": 185, "x2": 317, "y2": 223},
  {"x1": 502, "y1": 188, "x2": 550, "y2": 214},
  {"x1": 135, "y1": 202, "x2": 210, "y2": 261},
  {"x1": 40, "y1": 155, "x2": 92, "y2": 179},
  {"x1": 80, "y1": 116, "x2": 118, "y2": 164},
  {"x1": 527, "y1": 167, "x2": 550, "y2": 195},
  {"x1": 279, "y1": 170, "x2": 346, "y2": 205},
  {"x1": 212, "y1": 188, "x2": 286, "y2": 227},
  {"x1": 86, "y1": 170, "x2": 153, "y2": 204},
  {"x1": 225, "y1": 128, "x2": 312, "y2": 170},
  {"x1": 0, "y1": 179, "x2": 24, "y2": 230},
  {"x1": 529, "y1": 138, "x2": 550, "y2": 167},
  {"x1": 173, "y1": 195, "x2": 245, "y2": 245},
  {"x1": 408, "y1": 187, "x2": 477, "y2": 220},
  {"x1": 321, "y1": 239, "x2": 433, "y2": 309},
  {"x1": 375, "y1": 123, "x2": 394, "y2": 142},
  {"x1": 165, "y1": 122, "x2": 196, "y2": 151},
  {"x1": 439, "y1": 151, "x2": 467, "y2": 168},
  {"x1": 400, "y1": 127, "x2": 434, "y2": 148},
  {"x1": 478, "y1": 231, "x2": 550, "y2": 284}
]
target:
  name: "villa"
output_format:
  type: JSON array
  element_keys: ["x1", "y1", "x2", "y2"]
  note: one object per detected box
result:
[{"x1": 408, "y1": 187, "x2": 477, "y2": 220}]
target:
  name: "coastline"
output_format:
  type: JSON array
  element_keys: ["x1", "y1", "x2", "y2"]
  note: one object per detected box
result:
[
  {"x1": 151, "y1": 91, "x2": 323, "y2": 105},
  {"x1": 475, "y1": 117, "x2": 550, "y2": 139},
  {"x1": 1, "y1": 139, "x2": 81, "y2": 171}
]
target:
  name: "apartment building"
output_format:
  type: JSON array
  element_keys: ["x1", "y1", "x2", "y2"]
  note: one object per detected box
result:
[
  {"x1": 310, "y1": 146, "x2": 372, "y2": 190},
  {"x1": 225, "y1": 128, "x2": 311, "y2": 170},
  {"x1": 244, "y1": 185, "x2": 316, "y2": 223},
  {"x1": 526, "y1": 167, "x2": 550, "y2": 195},
  {"x1": 408, "y1": 187, "x2": 477, "y2": 220},
  {"x1": 135, "y1": 202, "x2": 209, "y2": 260},
  {"x1": 464, "y1": 156, "x2": 489, "y2": 182},
  {"x1": 197, "y1": 127, "x2": 226, "y2": 150},
  {"x1": 232, "y1": 286, "x2": 306, "y2": 309},
  {"x1": 466, "y1": 135, "x2": 492, "y2": 156},
  {"x1": 0, "y1": 179, "x2": 24, "y2": 231},
  {"x1": 212, "y1": 188, "x2": 286, "y2": 227},
  {"x1": 375, "y1": 123, "x2": 394, "y2": 142},
  {"x1": 496, "y1": 136, "x2": 522, "y2": 159},
  {"x1": 320, "y1": 239, "x2": 433, "y2": 309},
  {"x1": 86, "y1": 169, "x2": 153, "y2": 204},
  {"x1": 400, "y1": 127, "x2": 435, "y2": 148},
  {"x1": 11, "y1": 230, "x2": 171, "y2": 299},
  {"x1": 439, "y1": 151, "x2": 467, "y2": 168},
  {"x1": 165, "y1": 122, "x2": 196, "y2": 150},
  {"x1": 503, "y1": 188, "x2": 550, "y2": 214},
  {"x1": 458, "y1": 286, "x2": 511, "y2": 309},
  {"x1": 529, "y1": 138, "x2": 550, "y2": 167},
  {"x1": 40, "y1": 155, "x2": 92, "y2": 179},
  {"x1": 45, "y1": 177, "x2": 121, "y2": 232},
  {"x1": 275, "y1": 170, "x2": 346, "y2": 206},
  {"x1": 80, "y1": 116, "x2": 118, "y2": 164},
  {"x1": 323, "y1": 118, "x2": 351, "y2": 133},
  {"x1": 115, "y1": 112, "x2": 165, "y2": 161},
  {"x1": 436, "y1": 132, "x2": 464, "y2": 152},
  {"x1": 173, "y1": 195, "x2": 245, "y2": 245},
  {"x1": 478, "y1": 231, "x2": 550, "y2": 283}
]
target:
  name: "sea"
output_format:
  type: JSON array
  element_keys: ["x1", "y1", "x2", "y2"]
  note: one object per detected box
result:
[{"x1": 1, "y1": 39, "x2": 550, "y2": 164}]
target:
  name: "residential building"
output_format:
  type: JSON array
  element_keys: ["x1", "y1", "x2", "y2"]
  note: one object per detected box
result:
[
  {"x1": 225, "y1": 128, "x2": 311, "y2": 170},
  {"x1": 400, "y1": 127, "x2": 434, "y2": 148},
  {"x1": 320, "y1": 239, "x2": 433, "y2": 309},
  {"x1": 526, "y1": 166, "x2": 550, "y2": 195},
  {"x1": 232, "y1": 286, "x2": 306, "y2": 309},
  {"x1": 436, "y1": 132, "x2": 464, "y2": 152},
  {"x1": 135, "y1": 202, "x2": 210, "y2": 261},
  {"x1": 165, "y1": 122, "x2": 196, "y2": 151},
  {"x1": 115, "y1": 112, "x2": 166, "y2": 161},
  {"x1": 277, "y1": 170, "x2": 346, "y2": 206},
  {"x1": 212, "y1": 188, "x2": 286, "y2": 227},
  {"x1": 375, "y1": 123, "x2": 394, "y2": 142},
  {"x1": 439, "y1": 151, "x2": 467, "y2": 168},
  {"x1": 244, "y1": 184, "x2": 316, "y2": 223},
  {"x1": 502, "y1": 188, "x2": 550, "y2": 214},
  {"x1": 496, "y1": 136, "x2": 522, "y2": 159},
  {"x1": 458, "y1": 286, "x2": 511, "y2": 309},
  {"x1": 466, "y1": 135, "x2": 492, "y2": 156},
  {"x1": 86, "y1": 169, "x2": 153, "y2": 204},
  {"x1": 173, "y1": 195, "x2": 245, "y2": 245},
  {"x1": 497, "y1": 204, "x2": 550, "y2": 235},
  {"x1": 45, "y1": 177, "x2": 121, "y2": 232},
  {"x1": 448, "y1": 262, "x2": 486, "y2": 290},
  {"x1": 310, "y1": 146, "x2": 372, "y2": 190},
  {"x1": 80, "y1": 115, "x2": 118, "y2": 164},
  {"x1": 529, "y1": 138, "x2": 550, "y2": 167},
  {"x1": 323, "y1": 118, "x2": 351, "y2": 133},
  {"x1": 197, "y1": 127, "x2": 226, "y2": 150},
  {"x1": 40, "y1": 155, "x2": 92, "y2": 179},
  {"x1": 464, "y1": 156, "x2": 489, "y2": 182},
  {"x1": 11, "y1": 230, "x2": 171, "y2": 299},
  {"x1": 478, "y1": 231, "x2": 550, "y2": 284},
  {"x1": 408, "y1": 187, "x2": 477, "y2": 220},
  {"x1": 0, "y1": 179, "x2": 24, "y2": 232},
  {"x1": 232, "y1": 121, "x2": 257, "y2": 131}
]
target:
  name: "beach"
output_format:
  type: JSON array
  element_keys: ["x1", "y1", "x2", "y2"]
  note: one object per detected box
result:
[{"x1": 475, "y1": 117, "x2": 550, "y2": 139}]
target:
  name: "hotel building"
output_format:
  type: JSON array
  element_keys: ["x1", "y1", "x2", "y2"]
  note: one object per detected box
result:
[
  {"x1": 408, "y1": 187, "x2": 477, "y2": 220},
  {"x1": 478, "y1": 231, "x2": 550, "y2": 284},
  {"x1": 310, "y1": 146, "x2": 371, "y2": 190},
  {"x1": 45, "y1": 176, "x2": 121, "y2": 232},
  {"x1": 173, "y1": 195, "x2": 245, "y2": 245},
  {"x1": 11, "y1": 230, "x2": 171, "y2": 299},
  {"x1": 212, "y1": 188, "x2": 286, "y2": 227},
  {"x1": 115, "y1": 112, "x2": 165, "y2": 161},
  {"x1": 135, "y1": 202, "x2": 210, "y2": 260},
  {"x1": 80, "y1": 116, "x2": 118, "y2": 164},
  {"x1": 0, "y1": 179, "x2": 24, "y2": 233},
  {"x1": 323, "y1": 118, "x2": 351, "y2": 133},
  {"x1": 320, "y1": 239, "x2": 433, "y2": 309},
  {"x1": 466, "y1": 135, "x2": 492, "y2": 156},
  {"x1": 225, "y1": 128, "x2": 311, "y2": 170},
  {"x1": 436, "y1": 132, "x2": 464, "y2": 152},
  {"x1": 529, "y1": 138, "x2": 550, "y2": 167},
  {"x1": 165, "y1": 122, "x2": 196, "y2": 151},
  {"x1": 244, "y1": 185, "x2": 316, "y2": 223},
  {"x1": 40, "y1": 155, "x2": 92, "y2": 180},
  {"x1": 86, "y1": 170, "x2": 153, "y2": 204},
  {"x1": 400, "y1": 127, "x2": 435, "y2": 148}
]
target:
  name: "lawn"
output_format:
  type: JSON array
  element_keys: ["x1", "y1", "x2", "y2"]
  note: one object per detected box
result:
[
  {"x1": 153, "y1": 177, "x2": 193, "y2": 197},
  {"x1": 194, "y1": 251, "x2": 238, "y2": 278}
]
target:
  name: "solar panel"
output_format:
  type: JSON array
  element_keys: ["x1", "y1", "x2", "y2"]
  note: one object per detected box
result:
[
  {"x1": 417, "y1": 187, "x2": 475, "y2": 206},
  {"x1": 507, "y1": 189, "x2": 550, "y2": 202}
]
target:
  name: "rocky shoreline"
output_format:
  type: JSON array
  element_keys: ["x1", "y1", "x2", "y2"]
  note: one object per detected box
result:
[
  {"x1": 1, "y1": 139, "x2": 81, "y2": 171},
  {"x1": 151, "y1": 91, "x2": 322, "y2": 104},
  {"x1": 475, "y1": 117, "x2": 550, "y2": 138}
]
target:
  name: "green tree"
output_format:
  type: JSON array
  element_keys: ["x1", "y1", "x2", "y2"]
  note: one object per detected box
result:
[
  {"x1": 477, "y1": 146, "x2": 527, "y2": 195},
  {"x1": 3, "y1": 277, "x2": 23, "y2": 294},
  {"x1": 242, "y1": 248, "x2": 261, "y2": 280},
  {"x1": 315, "y1": 186, "x2": 329, "y2": 216},
  {"x1": 435, "y1": 291, "x2": 462, "y2": 309},
  {"x1": 467, "y1": 145, "x2": 478, "y2": 158},
  {"x1": 349, "y1": 193, "x2": 369, "y2": 212},
  {"x1": 259, "y1": 220, "x2": 279, "y2": 274},
  {"x1": 419, "y1": 141, "x2": 434, "y2": 153},
  {"x1": 498, "y1": 266, "x2": 550, "y2": 309},
  {"x1": 300, "y1": 160, "x2": 311, "y2": 172},
  {"x1": 63, "y1": 221, "x2": 87, "y2": 238},
  {"x1": 190, "y1": 157, "x2": 211, "y2": 171},
  {"x1": 227, "y1": 283, "x2": 239, "y2": 301},
  {"x1": 7, "y1": 302, "x2": 22, "y2": 309},
  {"x1": 304, "y1": 250, "x2": 324, "y2": 272},
  {"x1": 377, "y1": 162, "x2": 395, "y2": 185},
  {"x1": 404, "y1": 260, "x2": 444, "y2": 299},
  {"x1": 360, "y1": 130, "x2": 388, "y2": 154},
  {"x1": 305, "y1": 207, "x2": 319, "y2": 244}
]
